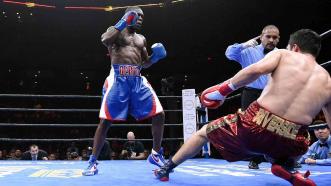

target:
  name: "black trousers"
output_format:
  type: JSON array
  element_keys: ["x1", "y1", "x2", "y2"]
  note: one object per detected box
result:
[
  {"x1": 241, "y1": 87, "x2": 263, "y2": 110},
  {"x1": 241, "y1": 87, "x2": 264, "y2": 164}
]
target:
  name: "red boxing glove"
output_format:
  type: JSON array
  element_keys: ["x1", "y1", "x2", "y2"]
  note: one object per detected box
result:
[
  {"x1": 200, "y1": 81, "x2": 236, "y2": 109},
  {"x1": 200, "y1": 88, "x2": 223, "y2": 109},
  {"x1": 199, "y1": 95, "x2": 222, "y2": 109}
]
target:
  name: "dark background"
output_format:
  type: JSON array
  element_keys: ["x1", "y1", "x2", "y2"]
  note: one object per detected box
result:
[
  {"x1": 0, "y1": 0, "x2": 329, "y2": 157},
  {"x1": 1, "y1": 0, "x2": 330, "y2": 94}
]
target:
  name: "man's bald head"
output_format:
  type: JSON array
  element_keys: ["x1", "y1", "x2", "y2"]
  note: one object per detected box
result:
[{"x1": 127, "y1": 131, "x2": 135, "y2": 141}]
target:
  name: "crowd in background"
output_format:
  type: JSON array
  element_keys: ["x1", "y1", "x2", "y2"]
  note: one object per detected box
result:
[{"x1": 0, "y1": 139, "x2": 174, "y2": 161}]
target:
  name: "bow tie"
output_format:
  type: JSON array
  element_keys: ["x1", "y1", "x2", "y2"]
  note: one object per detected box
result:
[{"x1": 319, "y1": 143, "x2": 329, "y2": 148}]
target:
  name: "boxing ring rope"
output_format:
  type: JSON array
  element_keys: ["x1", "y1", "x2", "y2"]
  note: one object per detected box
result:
[
  {"x1": 0, "y1": 123, "x2": 183, "y2": 127},
  {"x1": 0, "y1": 87, "x2": 245, "y2": 161},
  {"x1": 0, "y1": 93, "x2": 239, "y2": 150},
  {"x1": 0, "y1": 92, "x2": 241, "y2": 149},
  {"x1": 0, "y1": 93, "x2": 239, "y2": 113},
  {"x1": 320, "y1": 60, "x2": 331, "y2": 67},
  {"x1": 0, "y1": 138, "x2": 183, "y2": 142},
  {"x1": 0, "y1": 94, "x2": 190, "y2": 145},
  {"x1": 0, "y1": 108, "x2": 182, "y2": 112},
  {"x1": 0, "y1": 94, "x2": 181, "y2": 99}
]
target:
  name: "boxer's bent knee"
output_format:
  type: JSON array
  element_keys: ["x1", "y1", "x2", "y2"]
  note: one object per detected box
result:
[{"x1": 196, "y1": 125, "x2": 208, "y2": 138}]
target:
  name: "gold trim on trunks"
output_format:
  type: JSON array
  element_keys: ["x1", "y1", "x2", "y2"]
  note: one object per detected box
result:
[
  {"x1": 206, "y1": 114, "x2": 238, "y2": 134},
  {"x1": 252, "y1": 108, "x2": 302, "y2": 140},
  {"x1": 237, "y1": 108, "x2": 245, "y2": 115}
]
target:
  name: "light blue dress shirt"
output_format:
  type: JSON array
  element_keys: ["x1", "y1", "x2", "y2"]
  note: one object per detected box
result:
[
  {"x1": 225, "y1": 43, "x2": 274, "y2": 89},
  {"x1": 299, "y1": 136, "x2": 331, "y2": 165}
]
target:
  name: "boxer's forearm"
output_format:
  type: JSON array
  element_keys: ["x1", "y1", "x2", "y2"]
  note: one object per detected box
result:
[
  {"x1": 101, "y1": 26, "x2": 121, "y2": 47},
  {"x1": 231, "y1": 50, "x2": 282, "y2": 88},
  {"x1": 142, "y1": 54, "x2": 161, "y2": 68},
  {"x1": 142, "y1": 60, "x2": 153, "y2": 68},
  {"x1": 141, "y1": 43, "x2": 167, "y2": 68},
  {"x1": 230, "y1": 66, "x2": 261, "y2": 89},
  {"x1": 142, "y1": 54, "x2": 160, "y2": 68}
]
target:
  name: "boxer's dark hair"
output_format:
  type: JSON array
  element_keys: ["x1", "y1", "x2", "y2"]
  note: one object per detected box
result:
[{"x1": 288, "y1": 29, "x2": 321, "y2": 57}]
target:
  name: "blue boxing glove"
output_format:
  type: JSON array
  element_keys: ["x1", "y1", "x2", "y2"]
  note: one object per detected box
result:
[
  {"x1": 150, "y1": 43, "x2": 167, "y2": 64},
  {"x1": 114, "y1": 11, "x2": 139, "y2": 31}
]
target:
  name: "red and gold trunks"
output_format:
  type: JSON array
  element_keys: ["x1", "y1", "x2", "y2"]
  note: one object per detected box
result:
[{"x1": 206, "y1": 101, "x2": 310, "y2": 162}]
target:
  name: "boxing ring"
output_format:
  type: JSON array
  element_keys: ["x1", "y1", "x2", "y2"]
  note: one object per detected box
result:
[
  {"x1": 0, "y1": 160, "x2": 330, "y2": 186},
  {"x1": 0, "y1": 93, "x2": 330, "y2": 186}
]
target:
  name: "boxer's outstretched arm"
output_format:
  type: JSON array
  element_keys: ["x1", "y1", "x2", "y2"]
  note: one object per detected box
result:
[
  {"x1": 101, "y1": 26, "x2": 121, "y2": 47},
  {"x1": 322, "y1": 102, "x2": 331, "y2": 129},
  {"x1": 230, "y1": 49, "x2": 282, "y2": 88}
]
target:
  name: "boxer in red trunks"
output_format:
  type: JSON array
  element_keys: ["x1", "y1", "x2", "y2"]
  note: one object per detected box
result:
[{"x1": 155, "y1": 29, "x2": 330, "y2": 186}]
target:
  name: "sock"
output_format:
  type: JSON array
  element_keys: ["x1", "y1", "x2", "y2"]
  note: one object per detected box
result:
[
  {"x1": 152, "y1": 148, "x2": 163, "y2": 155},
  {"x1": 166, "y1": 158, "x2": 178, "y2": 170},
  {"x1": 89, "y1": 154, "x2": 97, "y2": 163}
]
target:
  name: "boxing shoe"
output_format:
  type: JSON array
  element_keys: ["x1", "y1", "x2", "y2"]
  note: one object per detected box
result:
[
  {"x1": 82, "y1": 155, "x2": 99, "y2": 176},
  {"x1": 271, "y1": 164, "x2": 316, "y2": 186},
  {"x1": 248, "y1": 160, "x2": 260, "y2": 169},
  {"x1": 148, "y1": 148, "x2": 166, "y2": 167},
  {"x1": 154, "y1": 159, "x2": 177, "y2": 182}
]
